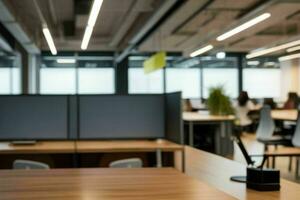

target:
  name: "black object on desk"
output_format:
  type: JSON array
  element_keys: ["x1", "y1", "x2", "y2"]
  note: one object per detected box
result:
[
  {"x1": 230, "y1": 134, "x2": 280, "y2": 191},
  {"x1": 246, "y1": 167, "x2": 280, "y2": 191}
]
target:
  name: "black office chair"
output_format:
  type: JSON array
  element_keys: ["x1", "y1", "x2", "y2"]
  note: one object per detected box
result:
[{"x1": 256, "y1": 106, "x2": 292, "y2": 149}]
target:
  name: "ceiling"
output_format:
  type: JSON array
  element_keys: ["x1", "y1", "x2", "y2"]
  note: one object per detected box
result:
[
  {"x1": 2, "y1": 0, "x2": 163, "y2": 51},
  {"x1": 1, "y1": 0, "x2": 300, "y2": 58}
]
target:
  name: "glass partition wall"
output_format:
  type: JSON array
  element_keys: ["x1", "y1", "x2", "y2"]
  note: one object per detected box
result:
[
  {"x1": 243, "y1": 58, "x2": 281, "y2": 99},
  {"x1": 128, "y1": 56, "x2": 164, "y2": 94},
  {"x1": 201, "y1": 57, "x2": 239, "y2": 98},
  {"x1": 0, "y1": 54, "x2": 21, "y2": 94},
  {"x1": 37, "y1": 52, "x2": 282, "y2": 101},
  {"x1": 128, "y1": 55, "x2": 240, "y2": 99},
  {"x1": 39, "y1": 53, "x2": 115, "y2": 94}
]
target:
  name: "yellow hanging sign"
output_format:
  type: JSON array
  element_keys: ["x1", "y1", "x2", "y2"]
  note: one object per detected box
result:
[{"x1": 143, "y1": 51, "x2": 166, "y2": 74}]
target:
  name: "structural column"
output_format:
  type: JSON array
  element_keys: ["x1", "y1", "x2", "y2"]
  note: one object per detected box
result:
[{"x1": 115, "y1": 56, "x2": 129, "y2": 95}]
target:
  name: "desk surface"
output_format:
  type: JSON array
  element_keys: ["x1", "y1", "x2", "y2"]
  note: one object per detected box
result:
[
  {"x1": 184, "y1": 110, "x2": 298, "y2": 122},
  {"x1": 76, "y1": 139, "x2": 183, "y2": 153},
  {"x1": 185, "y1": 146, "x2": 300, "y2": 200},
  {"x1": 0, "y1": 168, "x2": 235, "y2": 200},
  {"x1": 271, "y1": 109, "x2": 298, "y2": 121},
  {"x1": 183, "y1": 112, "x2": 235, "y2": 122},
  {"x1": 0, "y1": 140, "x2": 183, "y2": 154},
  {"x1": 0, "y1": 141, "x2": 75, "y2": 154},
  {"x1": 263, "y1": 146, "x2": 300, "y2": 156}
]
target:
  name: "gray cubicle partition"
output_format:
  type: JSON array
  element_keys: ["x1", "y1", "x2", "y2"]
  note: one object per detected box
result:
[
  {"x1": 0, "y1": 95, "x2": 69, "y2": 140},
  {"x1": 78, "y1": 95, "x2": 165, "y2": 139},
  {"x1": 0, "y1": 94, "x2": 183, "y2": 142},
  {"x1": 165, "y1": 92, "x2": 183, "y2": 144}
]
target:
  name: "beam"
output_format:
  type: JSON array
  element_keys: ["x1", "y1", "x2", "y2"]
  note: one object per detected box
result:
[
  {"x1": 0, "y1": 0, "x2": 40, "y2": 54},
  {"x1": 115, "y1": 0, "x2": 185, "y2": 63},
  {"x1": 179, "y1": 0, "x2": 277, "y2": 56},
  {"x1": 109, "y1": 0, "x2": 139, "y2": 47}
]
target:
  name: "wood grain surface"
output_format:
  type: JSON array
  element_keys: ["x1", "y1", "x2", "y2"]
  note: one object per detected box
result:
[{"x1": 0, "y1": 168, "x2": 235, "y2": 200}]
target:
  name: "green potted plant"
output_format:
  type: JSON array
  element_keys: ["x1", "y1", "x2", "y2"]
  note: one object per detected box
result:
[{"x1": 206, "y1": 86, "x2": 234, "y2": 116}]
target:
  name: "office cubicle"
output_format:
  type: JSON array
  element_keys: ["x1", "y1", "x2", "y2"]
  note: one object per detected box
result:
[
  {"x1": 78, "y1": 95, "x2": 165, "y2": 139},
  {"x1": 0, "y1": 93, "x2": 183, "y2": 143},
  {"x1": 0, "y1": 95, "x2": 69, "y2": 140}
]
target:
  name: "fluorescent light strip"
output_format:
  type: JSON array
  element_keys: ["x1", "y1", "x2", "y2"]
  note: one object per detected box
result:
[
  {"x1": 81, "y1": 0, "x2": 104, "y2": 50},
  {"x1": 57, "y1": 58, "x2": 76, "y2": 64},
  {"x1": 190, "y1": 45, "x2": 213, "y2": 57},
  {"x1": 217, "y1": 13, "x2": 271, "y2": 41},
  {"x1": 279, "y1": 53, "x2": 300, "y2": 62},
  {"x1": 247, "y1": 61, "x2": 260, "y2": 65},
  {"x1": 42, "y1": 27, "x2": 57, "y2": 55},
  {"x1": 216, "y1": 52, "x2": 226, "y2": 59},
  {"x1": 81, "y1": 26, "x2": 94, "y2": 50},
  {"x1": 88, "y1": 0, "x2": 104, "y2": 26},
  {"x1": 287, "y1": 45, "x2": 300, "y2": 53},
  {"x1": 265, "y1": 61, "x2": 276, "y2": 66},
  {"x1": 246, "y1": 39, "x2": 300, "y2": 59}
]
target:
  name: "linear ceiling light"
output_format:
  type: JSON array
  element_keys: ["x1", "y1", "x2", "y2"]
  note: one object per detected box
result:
[
  {"x1": 57, "y1": 58, "x2": 76, "y2": 64},
  {"x1": 42, "y1": 27, "x2": 57, "y2": 55},
  {"x1": 279, "y1": 53, "x2": 300, "y2": 62},
  {"x1": 287, "y1": 45, "x2": 300, "y2": 53},
  {"x1": 81, "y1": 0, "x2": 104, "y2": 50},
  {"x1": 217, "y1": 13, "x2": 271, "y2": 41},
  {"x1": 247, "y1": 61, "x2": 260, "y2": 65},
  {"x1": 246, "y1": 39, "x2": 300, "y2": 59},
  {"x1": 190, "y1": 45, "x2": 213, "y2": 57}
]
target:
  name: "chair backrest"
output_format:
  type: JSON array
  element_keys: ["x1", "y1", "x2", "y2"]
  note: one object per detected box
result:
[
  {"x1": 292, "y1": 110, "x2": 300, "y2": 147},
  {"x1": 13, "y1": 160, "x2": 50, "y2": 170},
  {"x1": 109, "y1": 158, "x2": 142, "y2": 168},
  {"x1": 256, "y1": 105, "x2": 275, "y2": 140}
]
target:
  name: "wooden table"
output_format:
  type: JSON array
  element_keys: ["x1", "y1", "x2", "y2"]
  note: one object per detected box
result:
[
  {"x1": 183, "y1": 112, "x2": 235, "y2": 156},
  {"x1": 76, "y1": 140, "x2": 183, "y2": 171},
  {"x1": 271, "y1": 109, "x2": 298, "y2": 121},
  {"x1": 183, "y1": 112, "x2": 235, "y2": 122},
  {"x1": 0, "y1": 168, "x2": 236, "y2": 200},
  {"x1": 0, "y1": 141, "x2": 75, "y2": 154},
  {"x1": 0, "y1": 140, "x2": 183, "y2": 171},
  {"x1": 185, "y1": 146, "x2": 300, "y2": 200}
]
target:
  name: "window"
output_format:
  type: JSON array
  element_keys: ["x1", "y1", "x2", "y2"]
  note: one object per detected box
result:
[
  {"x1": 203, "y1": 68, "x2": 238, "y2": 98},
  {"x1": 40, "y1": 68, "x2": 76, "y2": 94},
  {"x1": 0, "y1": 68, "x2": 10, "y2": 94},
  {"x1": 0, "y1": 68, "x2": 21, "y2": 94},
  {"x1": 39, "y1": 55, "x2": 115, "y2": 94},
  {"x1": 243, "y1": 68, "x2": 281, "y2": 98},
  {"x1": 78, "y1": 68, "x2": 115, "y2": 94},
  {"x1": 166, "y1": 68, "x2": 201, "y2": 98},
  {"x1": 128, "y1": 68, "x2": 164, "y2": 94}
]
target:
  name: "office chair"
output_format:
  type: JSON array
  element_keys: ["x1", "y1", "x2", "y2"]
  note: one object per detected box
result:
[
  {"x1": 291, "y1": 112, "x2": 300, "y2": 177},
  {"x1": 292, "y1": 112, "x2": 300, "y2": 147},
  {"x1": 256, "y1": 106, "x2": 292, "y2": 149},
  {"x1": 13, "y1": 160, "x2": 50, "y2": 170},
  {"x1": 109, "y1": 158, "x2": 143, "y2": 168}
]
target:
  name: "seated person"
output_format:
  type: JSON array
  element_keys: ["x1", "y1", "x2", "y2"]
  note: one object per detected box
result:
[
  {"x1": 234, "y1": 91, "x2": 256, "y2": 132},
  {"x1": 283, "y1": 92, "x2": 298, "y2": 109},
  {"x1": 263, "y1": 98, "x2": 277, "y2": 109},
  {"x1": 183, "y1": 99, "x2": 198, "y2": 112}
]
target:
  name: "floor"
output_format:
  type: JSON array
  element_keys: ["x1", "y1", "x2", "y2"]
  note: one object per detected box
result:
[{"x1": 233, "y1": 133, "x2": 300, "y2": 183}]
